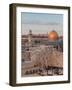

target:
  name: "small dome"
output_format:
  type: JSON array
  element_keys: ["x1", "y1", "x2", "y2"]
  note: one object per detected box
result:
[{"x1": 48, "y1": 31, "x2": 58, "y2": 41}]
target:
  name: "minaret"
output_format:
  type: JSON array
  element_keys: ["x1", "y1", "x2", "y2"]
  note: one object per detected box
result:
[{"x1": 28, "y1": 30, "x2": 32, "y2": 47}]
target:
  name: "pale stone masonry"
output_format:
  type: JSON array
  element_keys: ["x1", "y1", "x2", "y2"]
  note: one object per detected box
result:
[{"x1": 21, "y1": 45, "x2": 63, "y2": 76}]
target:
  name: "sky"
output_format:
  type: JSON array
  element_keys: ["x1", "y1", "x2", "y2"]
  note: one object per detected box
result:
[{"x1": 21, "y1": 12, "x2": 63, "y2": 35}]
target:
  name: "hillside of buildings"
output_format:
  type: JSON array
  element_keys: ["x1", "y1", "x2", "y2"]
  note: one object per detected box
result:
[{"x1": 21, "y1": 30, "x2": 63, "y2": 77}]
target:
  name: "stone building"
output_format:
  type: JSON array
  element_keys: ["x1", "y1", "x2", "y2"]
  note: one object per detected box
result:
[{"x1": 21, "y1": 30, "x2": 63, "y2": 76}]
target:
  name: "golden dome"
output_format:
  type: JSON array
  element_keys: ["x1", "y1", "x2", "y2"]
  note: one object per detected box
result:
[{"x1": 48, "y1": 31, "x2": 58, "y2": 41}]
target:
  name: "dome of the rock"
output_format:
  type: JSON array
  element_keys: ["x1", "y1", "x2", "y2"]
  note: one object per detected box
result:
[{"x1": 48, "y1": 31, "x2": 58, "y2": 41}]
